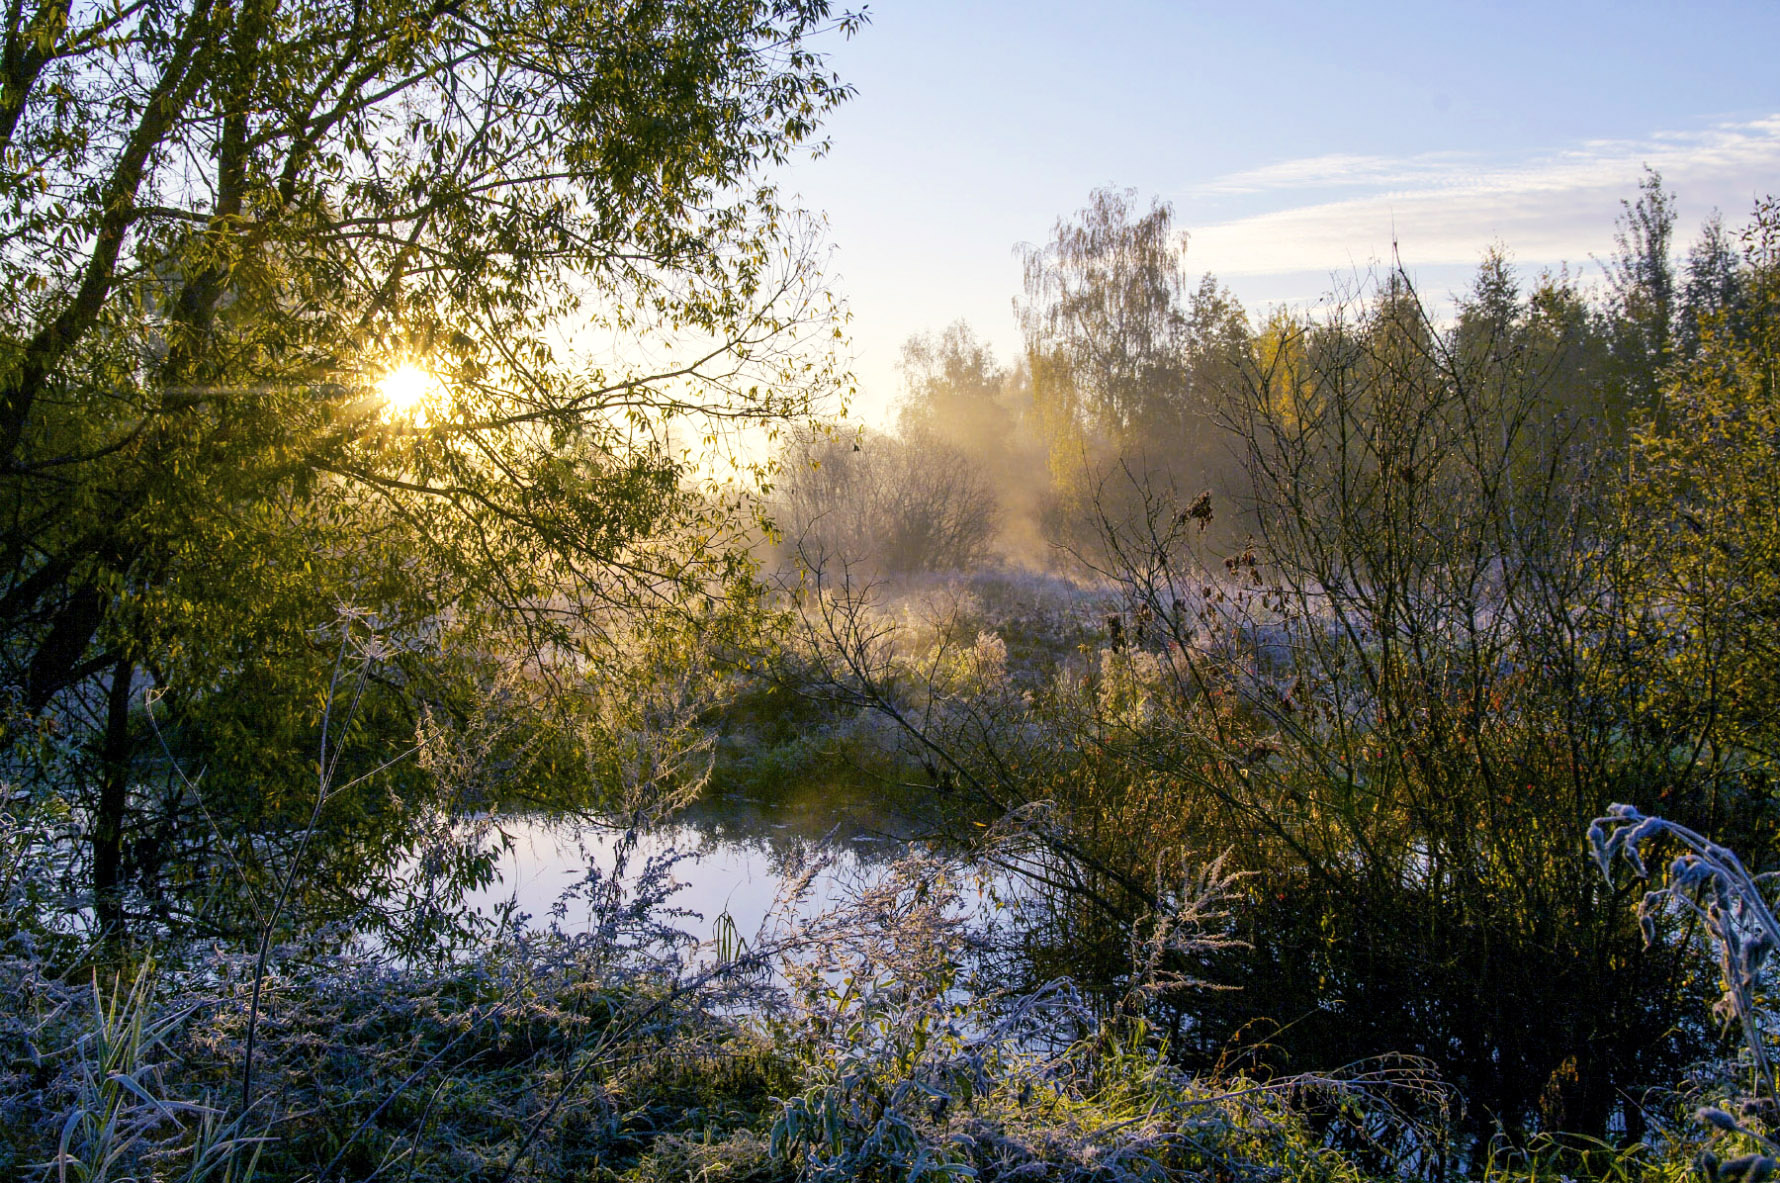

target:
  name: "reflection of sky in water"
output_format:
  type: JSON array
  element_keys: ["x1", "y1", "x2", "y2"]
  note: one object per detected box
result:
[
  {"x1": 464, "y1": 784, "x2": 1031, "y2": 1009},
  {"x1": 470, "y1": 781, "x2": 934, "y2": 943},
  {"x1": 467, "y1": 820, "x2": 869, "y2": 943}
]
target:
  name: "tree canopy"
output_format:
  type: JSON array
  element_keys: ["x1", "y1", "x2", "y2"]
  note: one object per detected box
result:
[{"x1": 0, "y1": 0, "x2": 861, "y2": 932}]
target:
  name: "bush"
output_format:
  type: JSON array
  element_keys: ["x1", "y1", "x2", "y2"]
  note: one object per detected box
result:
[{"x1": 769, "y1": 425, "x2": 1000, "y2": 576}]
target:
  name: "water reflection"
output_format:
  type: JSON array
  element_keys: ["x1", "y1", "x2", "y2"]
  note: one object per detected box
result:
[{"x1": 473, "y1": 777, "x2": 935, "y2": 941}]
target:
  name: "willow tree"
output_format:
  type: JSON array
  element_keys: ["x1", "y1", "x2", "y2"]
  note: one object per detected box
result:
[{"x1": 0, "y1": 0, "x2": 861, "y2": 934}]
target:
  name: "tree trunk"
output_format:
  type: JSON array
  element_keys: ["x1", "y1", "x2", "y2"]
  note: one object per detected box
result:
[{"x1": 94, "y1": 657, "x2": 133, "y2": 937}]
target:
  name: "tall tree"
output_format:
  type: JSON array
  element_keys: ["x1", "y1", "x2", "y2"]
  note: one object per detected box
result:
[
  {"x1": 0, "y1": 0, "x2": 862, "y2": 934},
  {"x1": 1681, "y1": 210, "x2": 1746, "y2": 355},
  {"x1": 1019, "y1": 188, "x2": 1190, "y2": 449},
  {"x1": 1605, "y1": 167, "x2": 1679, "y2": 427},
  {"x1": 1017, "y1": 188, "x2": 1247, "y2": 549}
]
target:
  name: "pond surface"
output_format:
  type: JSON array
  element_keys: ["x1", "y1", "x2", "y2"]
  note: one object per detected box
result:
[{"x1": 470, "y1": 774, "x2": 939, "y2": 943}]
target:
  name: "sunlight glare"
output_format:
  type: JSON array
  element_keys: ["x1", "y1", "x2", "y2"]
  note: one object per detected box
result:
[{"x1": 377, "y1": 362, "x2": 440, "y2": 420}]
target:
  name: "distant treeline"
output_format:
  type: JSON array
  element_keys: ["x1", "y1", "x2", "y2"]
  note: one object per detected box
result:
[{"x1": 771, "y1": 173, "x2": 1749, "y2": 576}]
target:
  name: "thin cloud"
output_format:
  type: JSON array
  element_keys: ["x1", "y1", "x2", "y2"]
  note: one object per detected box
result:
[
  {"x1": 1184, "y1": 116, "x2": 1780, "y2": 278},
  {"x1": 1193, "y1": 151, "x2": 1477, "y2": 196}
]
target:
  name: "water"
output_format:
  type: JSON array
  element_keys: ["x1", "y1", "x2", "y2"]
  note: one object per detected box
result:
[{"x1": 469, "y1": 777, "x2": 935, "y2": 943}]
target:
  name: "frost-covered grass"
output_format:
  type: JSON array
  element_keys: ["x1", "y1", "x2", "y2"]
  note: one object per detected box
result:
[
  {"x1": 0, "y1": 734, "x2": 1759, "y2": 1182},
  {"x1": 1591, "y1": 806, "x2": 1780, "y2": 1183},
  {"x1": 2, "y1": 811, "x2": 1465, "y2": 1183}
]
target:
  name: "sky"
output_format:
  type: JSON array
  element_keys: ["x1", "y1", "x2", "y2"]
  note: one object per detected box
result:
[{"x1": 774, "y1": 1, "x2": 1780, "y2": 426}]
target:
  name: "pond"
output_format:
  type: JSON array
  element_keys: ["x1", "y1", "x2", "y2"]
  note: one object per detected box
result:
[{"x1": 468, "y1": 773, "x2": 941, "y2": 944}]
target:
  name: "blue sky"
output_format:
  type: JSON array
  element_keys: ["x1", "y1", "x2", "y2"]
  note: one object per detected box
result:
[{"x1": 777, "y1": 1, "x2": 1780, "y2": 424}]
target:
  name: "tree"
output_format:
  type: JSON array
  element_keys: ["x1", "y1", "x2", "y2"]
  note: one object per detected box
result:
[
  {"x1": 1604, "y1": 167, "x2": 1679, "y2": 428},
  {"x1": 1019, "y1": 188, "x2": 1190, "y2": 449},
  {"x1": 897, "y1": 322, "x2": 1051, "y2": 565},
  {"x1": 0, "y1": 0, "x2": 862, "y2": 935},
  {"x1": 898, "y1": 322, "x2": 1018, "y2": 447},
  {"x1": 1680, "y1": 210, "x2": 1746, "y2": 356},
  {"x1": 1017, "y1": 188, "x2": 1248, "y2": 551},
  {"x1": 770, "y1": 424, "x2": 1000, "y2": 576},
  {"x1": 1522, "y1": 264, "x2": 1614, "y2": 433},
  {"x1": 1630, "y1": 196, "x2": 1780, "y2": 764}
]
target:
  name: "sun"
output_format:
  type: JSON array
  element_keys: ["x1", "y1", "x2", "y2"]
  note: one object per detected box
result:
[{"x1": 376, "y1": 362, "x2": 440, "y2": 420}]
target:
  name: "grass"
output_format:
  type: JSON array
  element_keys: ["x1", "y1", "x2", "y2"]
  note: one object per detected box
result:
[
  {"x1": 0, "y1": 792, "x2": 1762, "y2": 1182},
  {"x1": 0, "y1": 835, "x2": 1473, "y2": 1183}
]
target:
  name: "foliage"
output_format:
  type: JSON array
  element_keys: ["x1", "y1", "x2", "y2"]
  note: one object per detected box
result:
[
  {"x1": 770, "y1": 424, "x2": 1001, "y2": 575},
  {"x1": 0, "y1": 0, "x2": 862, "y2": 937},
  {"x1": 1626, "y1": 196, "x2": 1780, "y2": 764},
  {"x1": 1076, "y1": 269, "x2": 1732, "y2": 1136},
  {"x1": 797, "y1": 250, "x2": 1771, "y2": 1142},
  {"x1": 1017, "y1": 188, "x2": 1250, "y2": 551}
]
